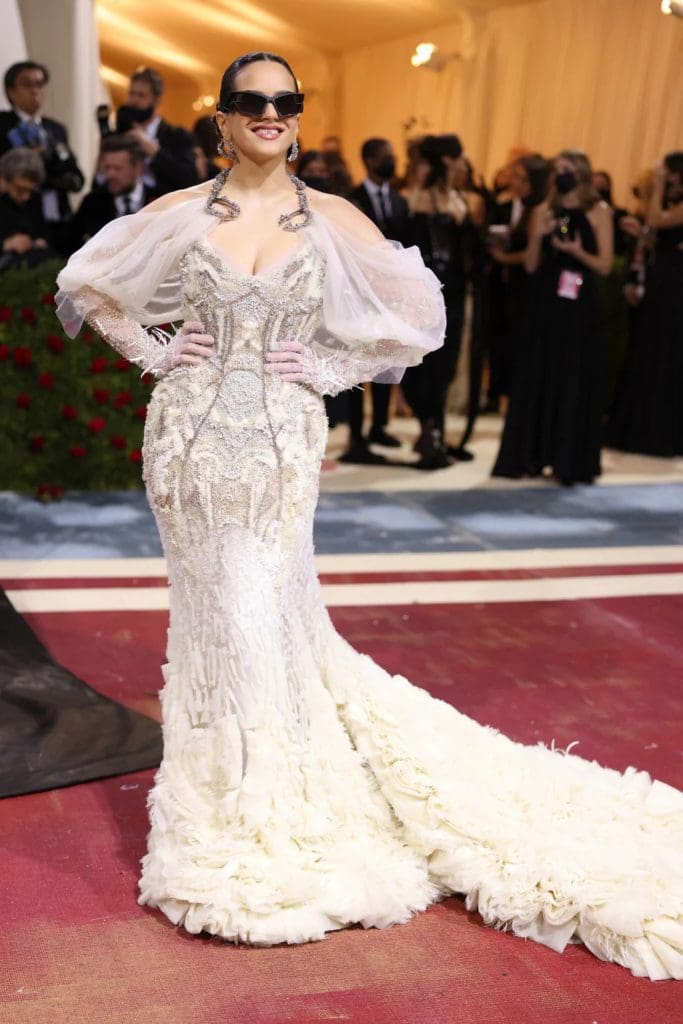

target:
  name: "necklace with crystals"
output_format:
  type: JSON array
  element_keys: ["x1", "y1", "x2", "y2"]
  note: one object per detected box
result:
[{"x1": 205, "y1": 167, "x2": 311, "y2": 232}]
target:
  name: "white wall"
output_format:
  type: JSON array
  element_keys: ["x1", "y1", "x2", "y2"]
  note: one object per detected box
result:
[{"x1": 0, "y1": 0, "x2": 28, "y2": 85}]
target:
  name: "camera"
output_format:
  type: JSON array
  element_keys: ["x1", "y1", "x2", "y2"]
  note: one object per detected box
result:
[
  {"x1": 486, "y1": 224, "x2": 510, "y2": 250},
  {"x1": 115, "y1": 106, "x2": 136, "y2": 134},
  {"x1": 554, "y1": 214, "x2": 573, "y2": 242},
  {"x1": 97, "y1": 104, "x2": 150, "y2": 137},
  {"x1": 96, "y1": 104, "x2": 113, "y2": 138}
]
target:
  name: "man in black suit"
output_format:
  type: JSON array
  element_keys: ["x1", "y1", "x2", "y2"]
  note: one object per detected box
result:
[
  {"x1": 341, "y1": 139, "x2": 410, "y2": 463},
  {"x1": 350, "y1": 139, "x2": 409, "y2": 243},
  {"x1": 0, "y1": 61, "x2": 84, "y2": 227},
  {"x1": 0, "y1": 148, "x2": 59, "y2": 271},
  {"x1": 115, "y1": 67, "x2": 197, "y2": 198},
  {"x1": 67, "y1": 136, "x2": 153, "y2": 254}
]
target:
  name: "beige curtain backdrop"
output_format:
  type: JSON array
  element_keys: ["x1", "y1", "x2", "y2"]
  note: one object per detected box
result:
[{"x1": 339, "y1": 0, "x2": 683, "y2": 203}]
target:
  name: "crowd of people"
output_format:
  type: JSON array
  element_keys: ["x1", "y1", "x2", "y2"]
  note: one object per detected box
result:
[{"x1": 1, "y1": 59, "x2": 681, "y2": 483}]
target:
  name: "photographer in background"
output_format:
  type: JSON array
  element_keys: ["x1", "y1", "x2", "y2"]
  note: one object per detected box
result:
[
  {"x1": 102, "y1": 67, "x2": 197, "y2": 198},
  {"x1": 0, "y1": 148, "x2": 59, "y2": 271},
  {"x1": 592, "y1": 169, "x2": 638, "y2": 257},
  {"x1": 66, "y1": 136, "x2": 152, "y2": 254},
  {"x1": 0, "y1": 61, "x2": 84, "y2": 228},
  {"x1": 401, "y1": 134, "x2": 475, "y2": 469}
]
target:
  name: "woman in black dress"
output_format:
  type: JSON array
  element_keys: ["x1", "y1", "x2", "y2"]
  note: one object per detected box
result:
[
  {"x1": 402, "y1": 134, "x2": 475, "y2": 469},
  {"x1": 492, "y1": 150, "x2": 613, "y2": 485},
  {"x1": 486, "y1": 155, "x2": 549, "y2": 409},
  {"x1": 606, "y1": 152, "x2": 683, "y2": 456}
]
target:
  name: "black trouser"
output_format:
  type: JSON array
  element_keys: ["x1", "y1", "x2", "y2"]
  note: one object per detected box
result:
[
  {"x1": 347, "y1": 382, "x2": 392, "y2": 442},
  {"x1": 401, "y1": 294, "x2": 465, "y2": 435}
]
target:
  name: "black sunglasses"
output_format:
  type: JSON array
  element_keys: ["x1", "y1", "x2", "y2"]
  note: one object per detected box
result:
[{"x1": 218, "y1": 91, "x2": 305, "y2": 119}]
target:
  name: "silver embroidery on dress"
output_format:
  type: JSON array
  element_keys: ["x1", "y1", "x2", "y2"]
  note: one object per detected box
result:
[
  {"x1": 79, "y1": 237, "x2": 683, "y2": 977},
  {"x1": 143, "y1": 239, "x2": 327, "y2": 736}
]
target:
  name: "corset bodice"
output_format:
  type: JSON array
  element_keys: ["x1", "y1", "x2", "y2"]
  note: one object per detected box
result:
[{"x1": 178, "y1": 238, "x2": 326, "y2": 376}]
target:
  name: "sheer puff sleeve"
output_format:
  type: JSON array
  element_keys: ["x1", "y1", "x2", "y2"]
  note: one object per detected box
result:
[
  {"x1": 54, "y1": 186, "x2": 213, "y2": 375},
  {"x1": 306, "y1": 193, "x2": 446, "y2": 392}
]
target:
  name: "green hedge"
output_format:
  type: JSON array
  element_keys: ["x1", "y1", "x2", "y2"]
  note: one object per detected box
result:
[{"x1": 0, "y1": 260, "x2": 155, "y2": 499}]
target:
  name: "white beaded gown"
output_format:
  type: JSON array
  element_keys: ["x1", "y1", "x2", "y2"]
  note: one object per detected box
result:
[{"x1": 56, "y1": 183, "x2": 683, "y2": 980}]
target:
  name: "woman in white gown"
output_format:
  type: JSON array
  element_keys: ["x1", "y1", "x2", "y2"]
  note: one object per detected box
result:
[{"x1": 56, "y1": 52, "x2": 683, "y2": 980}]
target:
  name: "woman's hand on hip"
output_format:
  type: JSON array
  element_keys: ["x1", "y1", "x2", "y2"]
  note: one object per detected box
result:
[
  {"x1": 265, "y1": 339, "x2": 308, "y2": 383},
  {"x1": 151, "y1": 321, "x2": 215, "y2": 377},
  {"x1": 173, "y1": 321, "x2": 215, "y2": 366},
  {"x1": 265, "y1": 340, "x2": 348, "y2": 397}
]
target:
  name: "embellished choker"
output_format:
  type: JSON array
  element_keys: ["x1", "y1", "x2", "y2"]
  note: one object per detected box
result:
[{"x1": 205, "y1": 168, "x2": 311, "y2": 232}]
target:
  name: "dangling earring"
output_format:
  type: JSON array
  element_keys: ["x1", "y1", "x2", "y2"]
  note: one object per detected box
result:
[
  {"x1": 218, "y1": 137, "x2": 238, "y2": 162},
  {"x1": 289, "y1": 137, "x2": 299, "y2": 163}
]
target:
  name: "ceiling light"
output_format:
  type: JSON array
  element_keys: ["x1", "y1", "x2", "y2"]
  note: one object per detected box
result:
[
  {"x1": 661, "y1": 0, "x2": 683, "y2": 15},
  {"x1": 410, "y1": 42, "x2": 459, "y2": 71},
  {"x1": 192, "y1": 95, "x2": 216, "y2": 112},
  {"x1": 411, "y1": 43, "x2": 437, "y2": 68}
]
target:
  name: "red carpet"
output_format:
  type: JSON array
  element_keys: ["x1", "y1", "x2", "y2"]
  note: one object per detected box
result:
[{"x1": 1, "y1": 595, "x2": 682, "y2": 1023}]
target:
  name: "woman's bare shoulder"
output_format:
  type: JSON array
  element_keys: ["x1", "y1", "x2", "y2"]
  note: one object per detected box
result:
[
  {"x1": 307, "y1": 189, "x2": 384, "y2": 244},
  {"x1": 588, "y1": 199, "x2": 612, "y2": 223}
]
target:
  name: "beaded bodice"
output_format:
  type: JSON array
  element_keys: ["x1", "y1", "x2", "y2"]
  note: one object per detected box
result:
[
  {"x1": 178, "y1": 236, "x2": 325, "y2": 375},
  {"x1": 142, "y1": 241, "x2": 328, "y2": 579},
  {"x1": 141, "y1": 239, "x2": 330, "y2": 731}
]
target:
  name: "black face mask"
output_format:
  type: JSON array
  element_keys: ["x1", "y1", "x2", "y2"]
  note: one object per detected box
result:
[
  {"x1": 665, "y1": 184, "x2": 683, "y2": 206},
  {"x1": 116, "y1": 104, "x2": 155, "y2": 131},
  {"x1": 301, "y1": 175, "x2": 329, "y2": 193},
  {"x1": 596, "y1": 187, "x2": 612, "y2": 204},
  {"x1": 555, "y1": 171, "x2": 578, "y2": 195},
  {"x1": 375, "y1": 157, "x2": 396, "y2": 181}
]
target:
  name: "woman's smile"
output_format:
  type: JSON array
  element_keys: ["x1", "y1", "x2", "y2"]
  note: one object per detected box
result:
[{"x1": 250, "y1": 124, "x2": 285, "y2": 140}]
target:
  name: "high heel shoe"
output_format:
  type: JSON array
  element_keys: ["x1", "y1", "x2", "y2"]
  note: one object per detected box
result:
[{"x1": 413, "y1": 421, "x2": 453, "y2": 471}]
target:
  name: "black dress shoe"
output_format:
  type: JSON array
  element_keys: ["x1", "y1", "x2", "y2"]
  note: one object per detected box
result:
[
  {"x1": 414, "y1": 449, "x2": 453, "y2": 470},
  {"x1": 338, "y1": 441, "x2": 389, "y2": 465},
  {"x1": 368, "y1": 427, "x2": 402, "y2": 448},
  {"x1": 446, "y1": 445, "x2": 475, "y2": 462},
  {"x1": 413, "y1": 421, "x2": 453, "y2": 470}
]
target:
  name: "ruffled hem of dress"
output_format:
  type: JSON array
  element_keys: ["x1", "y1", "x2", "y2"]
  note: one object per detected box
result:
[
  {"x1": 138, "y1": 635, "x2": 683, "y2": 978},
  {"x1": 138, "y1": 688, "x2": 443, "y2": 946},
  {"x1": 324, "y1": 637, "x2": 683, "y2": 980}
]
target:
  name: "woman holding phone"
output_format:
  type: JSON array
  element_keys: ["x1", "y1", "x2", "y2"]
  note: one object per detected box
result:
[{"x1": 493, "y1": 150, "x2": 612, "y2": 485}]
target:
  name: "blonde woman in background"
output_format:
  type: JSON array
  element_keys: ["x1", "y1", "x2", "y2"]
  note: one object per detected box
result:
[{"x1": 493, "y1": 149, "x2": 612, "y2": 485}]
